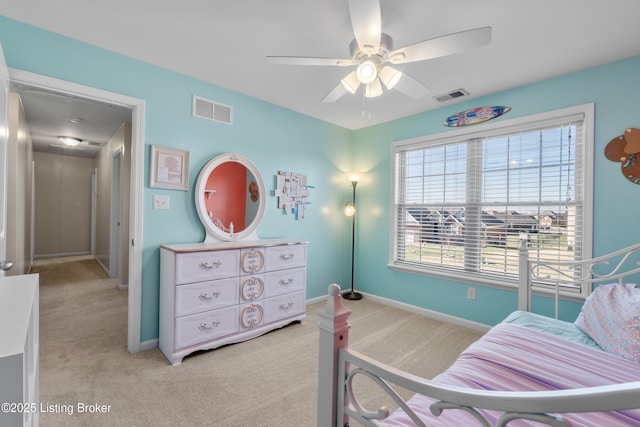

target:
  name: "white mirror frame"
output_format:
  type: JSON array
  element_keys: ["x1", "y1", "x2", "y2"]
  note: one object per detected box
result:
[{"x1": 195, "y1": 153, "x2": 266, "y2": 242}]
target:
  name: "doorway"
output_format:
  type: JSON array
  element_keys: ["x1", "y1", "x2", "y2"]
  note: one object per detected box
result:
[{"x1": 9, "y1": 68, "x2": 144, "y2": 353}]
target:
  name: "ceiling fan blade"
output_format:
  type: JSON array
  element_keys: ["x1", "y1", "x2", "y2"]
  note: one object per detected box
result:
[
  {"x1": 348, "y1": 0, "x2": 381, "y2": 54},
  {"x1": 393, "y1": 73, "x2": 430, "y2": 99},
  {"x1": 387, "y1": 26, "x2": 492, "y2": 64},
  {"x1": 322, "y1": 82, "x2": 350, "y2": 103},
  {"x1": 266, "y1": 56, "x2": 354, "y2": 66}
]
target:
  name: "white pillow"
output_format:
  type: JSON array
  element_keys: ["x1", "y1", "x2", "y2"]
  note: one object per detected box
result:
[{"x1": 575, "y1": 283, "x2": 640, "y2": 363}]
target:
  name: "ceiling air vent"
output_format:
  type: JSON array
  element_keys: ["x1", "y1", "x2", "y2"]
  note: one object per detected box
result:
[
  {"x1": 192, "y1": 95, "x2": 233, "y2": 125},
  {"x1": 433, "y1": 88, "x2": 469, "y2": 103}
]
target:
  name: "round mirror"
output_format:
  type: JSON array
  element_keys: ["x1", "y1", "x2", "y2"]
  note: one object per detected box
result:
[{"x1": 195, "y1": 153, "x2": 266, "y2": 242}]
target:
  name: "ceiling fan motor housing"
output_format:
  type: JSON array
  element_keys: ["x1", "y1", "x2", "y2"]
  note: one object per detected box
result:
[{"x1": 349, "y1": 33, "x2": 394, "y2": 63}]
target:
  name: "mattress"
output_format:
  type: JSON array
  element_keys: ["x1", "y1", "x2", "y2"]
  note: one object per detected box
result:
[
  {"x1": 502, "y1": 310, "x2": 601, "y2": 349},
  {"x1": 383, "y1": 322, "x2": 640, "y2": 426}
]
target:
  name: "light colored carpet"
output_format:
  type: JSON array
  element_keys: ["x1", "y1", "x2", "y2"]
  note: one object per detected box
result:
[{"x1": 33, "y1": 258, "x2": 484, "y2": 426}]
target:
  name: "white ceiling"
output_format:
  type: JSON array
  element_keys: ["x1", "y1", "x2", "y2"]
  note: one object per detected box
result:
[
  {"x1": 11, "y1": 84, "x2": 132, "y2": 157},
  {"x1": 4, "y1": 0, "x2": 640, "y2": 140}
]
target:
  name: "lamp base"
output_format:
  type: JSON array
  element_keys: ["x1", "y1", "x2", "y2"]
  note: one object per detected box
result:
[{"x1": 342, "y1": 290, "x2": 362, "y2": 300}]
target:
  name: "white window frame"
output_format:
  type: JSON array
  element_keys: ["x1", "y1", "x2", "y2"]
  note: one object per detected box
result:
[{"x1": 389, "y1": 104, "x2": 594, "y2": 298}]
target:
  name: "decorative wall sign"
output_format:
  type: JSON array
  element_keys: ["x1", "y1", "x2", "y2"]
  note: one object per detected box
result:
[
  {"x1": 150, "y1": 145, "x2": 190, "y2": 190},
  {"x1": 275, "y1": 171, "x2": 311, "y2": 220},
  {"x1": 444, "y1": 106, "x2": 511, "y2": 127},
  {"x1": 605, "y1": 127, "x2": 640, "y2": 184}
]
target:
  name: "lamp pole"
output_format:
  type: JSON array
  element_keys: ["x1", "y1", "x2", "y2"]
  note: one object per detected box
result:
[{"x1": 344, "y1": 178, "x2": 362, "y2": 300}]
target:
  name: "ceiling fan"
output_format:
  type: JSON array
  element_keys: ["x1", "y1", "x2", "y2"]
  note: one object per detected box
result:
[{"x1": 266, "y1": 0, "x2": 491, "y2": 103}]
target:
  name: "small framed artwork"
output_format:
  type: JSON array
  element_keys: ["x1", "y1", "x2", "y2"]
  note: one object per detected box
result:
[{"x1": 150, "y1": 145, "x2": 190, "y2": 191}]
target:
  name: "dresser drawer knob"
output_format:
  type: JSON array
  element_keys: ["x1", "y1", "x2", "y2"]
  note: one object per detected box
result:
[
  {"x1": 198, "y1": 290, "x2": 221, "y2": 301},
  {"x1": 278, "y1": 302, "x2": 294, "y2": 311},
  {"x1": 199, "y1": 260, "x2": 222, "y2": 270},
  {"x1": 279, "y1": 253, "x2": 295, "y2": 261},
  {"x1": 198, "y1": 320, "x2": 221, "y2": 330},
  {"x1": 279, "y1": 278, "x2": 293, "y2": 286}
]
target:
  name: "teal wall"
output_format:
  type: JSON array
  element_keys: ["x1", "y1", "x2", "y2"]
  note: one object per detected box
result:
[
  {"x1": 3, "y1": 16, "x2": 640, "y2": 341},
  {"x1": 0, "y1": 16, "x2": 354, "y2": 342},
  {"x1": 351, "y1": 55, "x2": 640, "y2": 325}
]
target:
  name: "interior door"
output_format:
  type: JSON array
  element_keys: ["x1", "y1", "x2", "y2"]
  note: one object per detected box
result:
[{"x1": 0, "y1": 42, "x2": 11, "y2": 277}]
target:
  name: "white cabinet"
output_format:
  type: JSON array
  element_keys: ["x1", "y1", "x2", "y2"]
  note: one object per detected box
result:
[
  {"x1": 160, "y1": 240, "x2": 307, "y2": 365},
  {"x1": 0, "y1": 274, "x2": 39, "y2": 427}
]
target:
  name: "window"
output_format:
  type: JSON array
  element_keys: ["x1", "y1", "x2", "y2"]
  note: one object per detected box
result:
[{"x1": 390, "y1": 104, "x2": 594, "y2": 297}]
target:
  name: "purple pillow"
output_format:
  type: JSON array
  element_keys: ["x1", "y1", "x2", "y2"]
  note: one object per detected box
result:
[{"x1": 575, "y1": 283, "x2": 640, "y2": 363}]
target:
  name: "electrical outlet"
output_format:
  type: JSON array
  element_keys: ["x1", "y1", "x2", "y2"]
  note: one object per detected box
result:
[
  {"x1": 467, "y1": 287, "x2": 476, "y2": 300},
  {"x1": 153, "y1": 195, "x2": 170, "y2": 210}
]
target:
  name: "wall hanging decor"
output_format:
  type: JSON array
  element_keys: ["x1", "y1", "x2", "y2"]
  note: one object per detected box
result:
[
  {"x1": 150, "y1": 145, "x2": 190, "y2": 190},
  {"x1": 275, "y1": 171, "x2": 311, "y2": 220},
  {"x1": 604, "y1": 127, "x2": 640, "y2": 184},
  {"x1": 444, "y1": 106, "x2": 511, "y2": 127}
]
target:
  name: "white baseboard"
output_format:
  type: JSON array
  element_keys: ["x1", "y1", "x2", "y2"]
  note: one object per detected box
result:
[
  {"x1": 306, "y1": 294, "x2": 327, "y2": 305},
  {"x1": 140, "y1": 338, "x2": 158, "y2": 352},
  {"x1": 309, "y1": 288, "x2": 491, "y2": 333},
  {"x1": 360, "y1": 291, "x2": 491, "y2": 332}
]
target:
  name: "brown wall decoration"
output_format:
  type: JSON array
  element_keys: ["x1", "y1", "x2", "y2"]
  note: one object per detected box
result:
[{"x1": 605, "y1": 128, "x2": 640, "y2": 184}]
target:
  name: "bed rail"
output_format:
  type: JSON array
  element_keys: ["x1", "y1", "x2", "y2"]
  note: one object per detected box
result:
[
  {"x1": 518, "y1": 240, "x2": 640, "y2": 318},
  {"x1": 318, "y1": 284, "x2": 640, "y2": 427}
]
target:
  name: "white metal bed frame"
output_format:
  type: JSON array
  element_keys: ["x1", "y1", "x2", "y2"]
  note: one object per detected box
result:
[{"x1": 318, "y1": 242, "x2": 640, "y2": 427}]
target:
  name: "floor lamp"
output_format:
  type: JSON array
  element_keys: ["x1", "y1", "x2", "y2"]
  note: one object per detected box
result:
[{"x1": 343, "y1": 171, "x2": 363, "y2": 300}]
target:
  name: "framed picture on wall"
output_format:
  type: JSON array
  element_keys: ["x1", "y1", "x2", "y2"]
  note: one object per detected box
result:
[{"x1": 150, "y1": 145, "x2": 190, "y2": 191}]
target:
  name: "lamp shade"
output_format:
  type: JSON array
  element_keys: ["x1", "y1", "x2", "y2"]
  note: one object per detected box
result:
[
  {"x1": 341, "y1": 71, "x2": 361, "y2": 94},
  {"x1": 365, "y1": 78, "x2": 383, "y2": 98},
  {"x1": 346, "y1": 171, "x2": 363, "y2": 183},
  {"x1": 344, "y1": 202, "x2": 355, "y2": 217},
  {"x1": 379, "y1": 66, "x2": 402, "y2": 89},
  {"x1": 356, "y1": 59, "x2": 378, "y2": 84}
]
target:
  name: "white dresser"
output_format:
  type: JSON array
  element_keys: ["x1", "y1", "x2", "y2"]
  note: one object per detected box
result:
[{"x1": 159, "y1": 240, "x2": 307, "y2": 365}]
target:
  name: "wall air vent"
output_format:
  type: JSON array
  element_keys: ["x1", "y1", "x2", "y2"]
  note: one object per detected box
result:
[
  {"x1": 433, "y1": 88, "x2": 469, "y2": 103},
  {"x1": 192, "y1": 95, "x2": 233, "y2": 125}
]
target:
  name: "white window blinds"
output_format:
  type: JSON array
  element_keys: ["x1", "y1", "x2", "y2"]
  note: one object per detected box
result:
[{"x1": 391, "y1": 105, "x2": 593, "y2": 295}]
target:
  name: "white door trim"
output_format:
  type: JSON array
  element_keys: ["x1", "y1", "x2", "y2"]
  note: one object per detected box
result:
[{"x1": 9, "y1": 67, "x2": 145, "y2": 353}]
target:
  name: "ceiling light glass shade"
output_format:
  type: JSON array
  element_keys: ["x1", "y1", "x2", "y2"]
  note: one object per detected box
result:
[
  {"x1": 346, "y1": 171, "x2": 363, "y2": 183},
  {"x1": 379, "y1": 66, "x2": 402, "y2": 89},
  {"x1": 344, "y1": 202, "x2": 355, "y2": 217},
  {"x1": 365, "y1": 78, "x2": 383, "y2": 98},
  {"x1": 59, "y1": 136, "x2": 81, "y2": 147},
  {"x1": 341, "y1": 71, "x2": 361, "y2": 94},
  {"x1": 356, "y1": 59, "x2": 378, "y2": 84}
]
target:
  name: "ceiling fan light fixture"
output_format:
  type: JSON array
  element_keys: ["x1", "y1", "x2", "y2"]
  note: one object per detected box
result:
[
  {"x1": 58, "y1": 136, "x2": 81, "y2": 147},
  {"x1": 341, "y1": 71, "x2": 361, "y2": 94},
  {"x1": 379, "y1": 66, "x2": 402, "y2": 89},
  {"x1": 365, "y1": 78, "x2": 383, "y2": 98},
  {"x1": 356, "y1": 59, "x2": 378, "y2": 84}
]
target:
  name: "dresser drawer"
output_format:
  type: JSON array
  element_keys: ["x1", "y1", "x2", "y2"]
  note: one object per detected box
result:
[
  {"x1": 175, "y1": 277, "x2": 239, "y2": 317},
  {"x1": 175, "y1": 250, "x2": 239, "y2": 284},
  {"x1": 264, "y1": 291, "x2": 305, "y2": 324},
  {"x1": 175, "y1": 306, "x2": 239, "y2": 349},
  {"x1": 265, "y1": 244, "x2": 307, "y2": 271},
  {"x1": 240, "y1": 248, "x2": 265, "y2": 274},
  {"x1": 264, "y1": 267, "x2": 306, "y2": 298},
  {"x1": 239, "y1": 275, "x2": 264, "y2": 302}
]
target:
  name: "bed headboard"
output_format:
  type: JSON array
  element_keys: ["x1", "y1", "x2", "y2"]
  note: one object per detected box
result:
[{"x1": 518, "y1": 240, "x2": 640, "y2": 318}]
